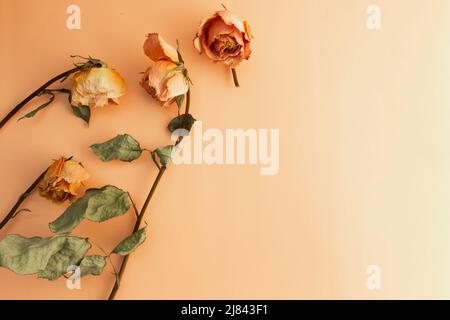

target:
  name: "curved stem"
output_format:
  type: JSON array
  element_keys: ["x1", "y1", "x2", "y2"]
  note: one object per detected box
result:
[
  {"x1": 108, "y1": 166, "x2": 166, "y2": 300},
  {"x1": 0, "y1": 168, "x2": 48, "y2": 230},
  {"x1": 231, "y1": 68, "x2": 240, "y2": 87},
  {"x1": 0, "y1": 67, "x2": 79, "y2": 130}
]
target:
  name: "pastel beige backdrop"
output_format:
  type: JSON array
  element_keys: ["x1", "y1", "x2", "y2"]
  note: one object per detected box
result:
[{"x1": 1, "y1": 0, "x2": 450, "y2": 299}]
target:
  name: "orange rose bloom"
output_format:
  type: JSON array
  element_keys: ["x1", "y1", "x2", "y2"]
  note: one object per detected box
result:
[
  {"x1": 140, "y1": 33, "x2": 189, "y2": 106},
  {"x1": 194, "y1": 10, "x2": 252, "y2": 67},
  {"x1": 71, "y1": 67, "x2": 126, "y2": 108},
  {"x1": 38, "y1": 157, "x2": 89, "y2": 203}
]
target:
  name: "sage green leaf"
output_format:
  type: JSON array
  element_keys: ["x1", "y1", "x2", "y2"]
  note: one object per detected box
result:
[
  {"x1": 155, "y1": 145, "x2": 175, "y2": 167},
  {"x1": 84, "y1": 185, "x2": 131, "y2": 222},
  {"x1": 49, "y1": 188, "x2": 102, "y2": 234},
  {"x1": 38, "y1": 237, "x2": 91, "y2": 280},
  {"x1": 72, "y1": 105, "x2": 91, "y2": 125},
  {"x1": 79, "y1": 255, "x2": 106, "y2": 277},
  {"x1": 0, "y1": 235, "x2": 91, "y2": 280},
  {"x1": 168, "y1": 114, "x2": 196, "y2": 133},
  {"x1": 18, "y1": 92, "x2": 55, "y2": 121},
  {"x1": 91, "y1": 134, "x2": 142, "y2": 162},
  {"x1": 0, "y1": 235, "x2": 67, "y2": 275},
  {"x1": 112, "y1": 226, "x2": 147, "y2": 256},
  {"x1": 49, "y1": 186, "x2": 131, "y2": 234}
]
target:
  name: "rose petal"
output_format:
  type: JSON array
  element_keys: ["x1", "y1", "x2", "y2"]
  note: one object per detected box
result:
[
  {"x1": 142, "y1": 60, "x2": 177, "y2": 99},
  {"x1": 217, "y1": 10, "x2": 249, "y2": 40},
  {"x1": 244, "y1": 20, "x2": 253, "y2": 40},
  {"x1": 163, "y1": 72, "x2": 189, "y2": 104},
  {"x1": 199, "y1": 17, "x2": 223, "y2": 61},
  {"x1": 193, "y1": 37, "x2": 202, "y2": 53},
  {"x1": 71, "y1": 67, "x2": 126, "y2": 108},
  {"x1": 60, "y1": 160, "x2": 90, "y2": 184},
  {"x1": 206, "y1": 18, "x2": 241, "y2": 47},
  {"x1": 46, "y1": 157, "x2": 66, "y2": 179},
  {"x1": 143, "y1": 33, "x2": 179, "y2": 63},
  {"x1": 195, "y1": 12, "x2": 221, "y2": 40},
  {"x1": 141, "y1": 60, "x2": 187, "y2": 105}
]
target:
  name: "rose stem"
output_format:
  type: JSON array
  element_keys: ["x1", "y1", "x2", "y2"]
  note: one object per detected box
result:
[
  {"x1": 108, "y1": 89, "x2": 191, "y2": 300},
  {"x1": 108, "y1": 166, "x2": 166, "y2": 300},
  {"x1": 0, "y1": 67, "x2": 80, "y2": 130},
  {"x1": 231, "y1": 68, "x2": 240, "y2": 87},
  {"x1": 0, "y1": 168, "x2": 48, "y2": 230},
  {"x1": 185, "y1": 89, "x2": 191, "y2": 114}
]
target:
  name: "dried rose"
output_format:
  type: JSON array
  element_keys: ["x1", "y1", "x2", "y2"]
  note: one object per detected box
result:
[
  {"x1": 194, "y1": 10, "x2": 252, "y2": 68},
  {"x1": 71, "y1": 67, "x2": 126, "y2": 109},
  {"x1": 38, "y1": 157, "x2": 89, "y2": 203},
  {"x1": 140, "y1": 33, "x2": 189, "y2": 106},
  {"x1": 0, "y1": 56, "x2": 127, "y2": 131}
]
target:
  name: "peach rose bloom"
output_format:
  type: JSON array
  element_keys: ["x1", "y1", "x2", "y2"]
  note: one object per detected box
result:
[
  {"x1": 71, "y1": 67, "x2": 126, "y2": 108},
  {"x1": 194, "y1": 10, "x2": 252, "y2": 67},
  {"x1": 140, "y1": 33, "x2": 189, "y2": 106},
  {"x1": 38, "y1": 157, "x2": 90, "y2": 203}
]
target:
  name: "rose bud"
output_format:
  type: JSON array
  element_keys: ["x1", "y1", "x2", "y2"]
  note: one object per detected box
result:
[
  {"x1": 38, "y1": 157, "x2": 90, "y2": 203},
  {"x1": 71, "y1": 67, "x2": 126, "y2": 109},
  {"x1": 194, "y1": 10, "x2": 252, "y2": 86},
  {"x1": 140, "y1": 33, "x2": 189, "y2": 106}
]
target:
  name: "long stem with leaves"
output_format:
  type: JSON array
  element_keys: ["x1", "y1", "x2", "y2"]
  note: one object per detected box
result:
[
  {"x1": 108, "y1": 166, "x2": 166, "y2": 300},
  {"x1": 107, "y1": 89, "x2": 191, "y2": 300}
]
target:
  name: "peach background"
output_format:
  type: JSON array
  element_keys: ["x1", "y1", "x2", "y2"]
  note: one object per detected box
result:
[{"x1": 1, "y1": 0, "x2": 450, "y2": 299}]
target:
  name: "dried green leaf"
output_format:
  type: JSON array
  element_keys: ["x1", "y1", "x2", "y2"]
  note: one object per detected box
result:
[
  {"x1": 72, "y1": 105, "x2": 91, "y2": 125},
  {"x1": 112, "y1": 226, "x2": 147, "y2": 256},
  {"x1": 176, "y1": 40, "x2": 185, "y2": 64},
  {"x1": 49, "y1": 185, "x2": 130, "y2": 234},
  {"x1": 0, "y1": 235, "x2": 66, "y2": 275},
  {"x1": 79, "y1": 255, "x2": 106, "y2": 277},
  {"x1": 0, "y1": 234, "x2": 91, "y2": 281},
  {"x1": 38, "y1": 237, "x2": 91, "y2": 280},
  {"x1": 49, "y1": 188, "x2": 101, "y2": 234},
  {"x1": 84, "y1": 185, "x2": 131, "y2": 222},
  {"x1": 18, "y1": 92, "x2": 55, "y2": 121},
  {"x1": 91, "y1": 134, "x2": 143, "y2": 162},
  {"x1": 155, "y1": 145, "x2": 175, "y2": 167},
  {"x1": 167, "y1": 114, "x2": 196, "y2": 133}
]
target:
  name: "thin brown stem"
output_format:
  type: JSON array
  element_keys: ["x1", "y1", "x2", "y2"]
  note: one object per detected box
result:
[
  {"x1": 175, "y1": 88, "x2": 191, "y2": 146},
  {"x1": 185, "y1": 88, "x2": 191, "y2": 114},
  {"x1": 127, "y1": 192, "x2": 140, "y2": 219},
  {"x1": 231, "y1": 68, "x2": 240, "y2": 87},
  {"x1": 108, "y1": 166, "x2": 166, "y2": 300},
  {"x1": 0, "y1": 67, "x2": 80, "y2": 131},
  {"x1": 107, "y1": 84, "x2": 192, "y2": 300},
  {"x1": 0, "y1": 168, "x2": 48, "y2": 230}
]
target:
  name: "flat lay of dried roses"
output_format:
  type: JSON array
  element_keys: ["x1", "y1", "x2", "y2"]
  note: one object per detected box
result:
[
  {"x1": 0, "y1": 35, "x2": 197, "y2": 300},
  {"x1": 0, "y1": 5, "x2": 251, "y2": 301}
]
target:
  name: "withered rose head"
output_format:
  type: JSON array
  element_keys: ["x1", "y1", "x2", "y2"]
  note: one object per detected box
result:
[
  {"x1": 38, "y1": 157, "x2": 90, "y2": 203},
  {"x1": 140, "y1": 33, "x2": 189, "y2": 106},
  {"x1": 194, "y1": 10, "x2": 252, "y2": 67},
  {"x1": 71, "y1": 67, "x2": 126, "y2": 108}
]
